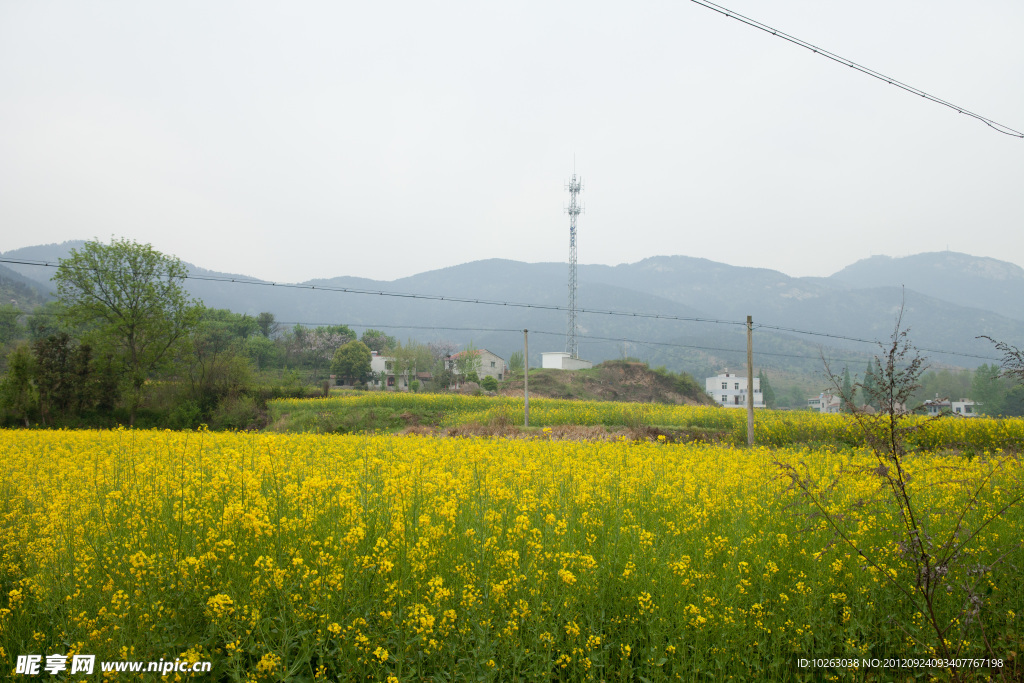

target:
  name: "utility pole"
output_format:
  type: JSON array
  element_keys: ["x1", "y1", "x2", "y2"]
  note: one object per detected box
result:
[
  {"x1": 523, "y1": 329, "x2": 530, "y2": 428},
  {"x1": 746, "y1": 315, "x2": 754, "y2": 447}
]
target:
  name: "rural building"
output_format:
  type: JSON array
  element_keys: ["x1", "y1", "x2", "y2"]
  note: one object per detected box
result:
[
  {"x1": 446, "y1": 349, "x2": 508, "y2": 382},
  {"x1": 369, "y1": 351, "x2": 430, "y2": 390},
  {"x1": 923, "y1": 397, "x2": 981, "y2": 417},
  {"x1": 952, "y1": 399, "x2": 980, "y2": 416},
  {"x1": 808, "y1": 392, "x2": 842, "y2": 413},
  {"x1": 922, "y1": 397, "x2": 951, "y2": 416},
  {"x1": 706, "y1": 370, "x2": 764, "y2": 408},
  {"x1": 541, "y1": 352, "x2": 593, "y2": 371}
]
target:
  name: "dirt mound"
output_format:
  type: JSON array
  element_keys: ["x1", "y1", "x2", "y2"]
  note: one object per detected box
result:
[{"x1": 500, "y1": 360, "x2": 712, "y2": 406}]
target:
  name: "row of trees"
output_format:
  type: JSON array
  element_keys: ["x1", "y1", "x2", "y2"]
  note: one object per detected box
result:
[
  {"x1": 0, "y1": 239, "x2": 498, "y2": 428},
  {"x1": 834, "y1": 359, "x2": 1024, "y2": 416}
]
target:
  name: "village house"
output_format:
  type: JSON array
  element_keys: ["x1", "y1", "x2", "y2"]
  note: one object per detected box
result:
[
  {"x1": 445, "y1": 348, "x2": 507, "y2": 382},
  {"x1": 705, "y1": 370, "x2": 764, "y2": 409},
  {"x1": 368, "y1": 351, "x2": 431, "y2": 391}
]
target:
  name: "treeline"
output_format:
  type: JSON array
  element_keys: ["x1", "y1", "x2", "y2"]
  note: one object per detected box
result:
[
  {"x1": 0, "y1": 304, "x2": 484, "y2": 430},
  {"x1": 0, "y1": 239, "x2": 505, "y2": 429},
  {"x1": 0, "y1": 240, "x2": 428, "y2": 429}
]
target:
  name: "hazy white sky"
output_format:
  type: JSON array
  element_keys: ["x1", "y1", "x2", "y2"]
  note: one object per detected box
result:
[{"x1": 1, "y1": 1, "x2": 1021, "y2": 283}]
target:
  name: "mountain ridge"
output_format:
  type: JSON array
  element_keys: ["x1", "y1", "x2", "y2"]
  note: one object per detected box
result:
[{"x1": 2, "y1": 243, "x2": 1020, "y2": 374}]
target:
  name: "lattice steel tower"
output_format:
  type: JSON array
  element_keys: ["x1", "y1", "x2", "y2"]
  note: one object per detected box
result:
[{"x1": 565, "y1": 172, "x2": 582, "y2": 358}]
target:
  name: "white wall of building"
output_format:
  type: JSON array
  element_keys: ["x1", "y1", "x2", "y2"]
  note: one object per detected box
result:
[
  {"x1": 705, "y1": 370, "x2": 764, "y2": 408},
  {"x1": 541, "y1": 352, "x2": 593, "y2": 370},
  {"x1": 447, "y1": 349, "x2": 508, "y2": 381}
]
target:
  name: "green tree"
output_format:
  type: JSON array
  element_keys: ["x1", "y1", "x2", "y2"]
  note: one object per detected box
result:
[
  {"x1": 32, "y1": 333, "x2": 100, "y2": 425},
  {"x1": 757, "y1": 370, "x2": 776, "y2": 409},
  {"x1": 508, "y1": 350, "x2": 524, "y2": 375},
  {"x1": 53, "y1": 238, "x2": 202, "y2": 425},
  {"x1": 256, "y1": 311, "x2": 279, "y2": 338},
  {"x1": 0, "y1": 303, "x2": 24, "y2": 348},
  {"x1": 454, "y1": 342, "x2": 482, "y2": 384},
  {"x1": 177, "y1": 319, "x2": 255, "y2": 421},
  {"x1": 841, "y1": 366, "x2": 853, "y2": 412},
  {"x1": 862, "y1": 360, "x2": 878, "y2": 410},
  {"x1": 361, "y1": 329, "x2": 396, "y2": 354},
  {"x1": 0, "y1": 344, "x2": 37, "y2": 426},
  {"x1": 331, "y1": 340, "x2": 372, "y2": 385},
  {"x1": 970, "y1": 363, "x2": 1007, "y2": 416},
  {"x1": 244, "y1": 334, "x2": 281, "y2": 371},
  {"x1": 391, "y1": 339, "x2": 432, "y2": 390},
  {"x1": 480, "y1": 375, "x2": 498, "y2": 392},
  {"x1": 27, "y1": 301, "x2": 65, "y2": 342}
]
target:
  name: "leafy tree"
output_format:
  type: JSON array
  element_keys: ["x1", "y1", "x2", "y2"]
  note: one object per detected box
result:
[
  {"x1": 454, "y1": 342, "x2": 482, "y2": 382},
  {"x1": 178, "y1": 320, "x2": 254, "y2": 420},
  {"x1": 508, "y1": 350, "x2": 524, "y2": 375},
  {"x1": 480, "y1": 375, "x2": 498, "y2": 392},
  {"x1": 200, "y1": 308, "x2": 260, "y2": 340},
  {"x1": 331, "y1": 340, "x2": 372, "y2": 385},
  {"x1": 256, "y1": 311, "x2": 279, "y2": 338},
  {"x1": 244, "y1": 334, "x2": 281, "y2": 371},
  {"x1": 287, "y1": 324, "x2": 355, "y2": 379},
  {"x1": 53, "y1": 238, "x2": 202, "y2": 424},
  {"x1": 757, "y1": 369, "x2": 776, "y2": 409},
  {"x1": 26, "y1": 301, "x2": 65, "y2": 342},
  {"x1": 0, "y1": 344, "x2": 37, "y2": 426},
  {"x1": 32, "y1": 333, "x2": 99, "y2": 425},
  {"x1": 970, "y1": 363, "x2": 1009, "y2": 416},
  {"x1": 979, "y1": 337, "x2": 1024, "y2": 416},
  {"x1": 0, "y1": 303, "x2": 24, "y2": 348},
  {"x1": 391, "y1": 339, "x2": 432, "y2": 389},
  {"x1": 840, "y1": 367, "x2": 853, "y2": 413},
  {"x1": 361, "y1": 329, "x2": 396, "y2": 354},
  {"x1": 862, "y1": 360, "x2": 878, "y2": 410}
]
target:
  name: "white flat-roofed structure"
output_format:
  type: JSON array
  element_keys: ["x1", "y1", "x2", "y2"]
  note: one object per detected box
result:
[
  {"x1": 952, "y1": 399, "x2": 980, "y2": 416},
  {"x1": 541, "y1": 351, "x2": 593, "y2": 371},
  {"x1": 705, "y1": 370, "x2": 764, "y2": 409}
]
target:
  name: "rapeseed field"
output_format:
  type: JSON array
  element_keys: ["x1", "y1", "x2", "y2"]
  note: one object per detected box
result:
[{"x1": 1, "y1": 424, "x2": 1021, "y2": 681}]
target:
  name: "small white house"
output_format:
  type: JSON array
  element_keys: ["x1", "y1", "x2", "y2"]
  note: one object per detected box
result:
[
  {"x1": 808, "y1": 392, "x2": 842, "y2": 414},
  {"x1": 705, "y1": 370, "x2": 764, "y2": 409},
  {"x1": 541, "y1": 352, "x2": 593, "y2": 371},
  {"x1": 921, "y1": 397, "x2": 980, "y2": 417},
  {"x1": 369, "y1": 352, "x2": 409, "y2": 390},
  {"x1": 446, "y1": 349, "x2": 508, "y2": 382},
  {"x1": 952, "y1": 399, "x2": 980, "y2": 417},
  {"x1": 922, "y1": 398, "x2": 951, "y2": 416}
]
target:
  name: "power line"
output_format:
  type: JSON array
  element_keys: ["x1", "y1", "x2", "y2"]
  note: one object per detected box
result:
[
  {"x1": 0, "y1": 257, "x2": 750, "y2": 328},
  {"x1": 688, "y1": 0, "x2": 1024, "y2": 138},
  {"x1": 0, "y1": 257, "x2": 1003, "y2": 363}
]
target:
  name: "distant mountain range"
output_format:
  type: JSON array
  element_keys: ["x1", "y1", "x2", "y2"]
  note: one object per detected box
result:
[{"x1": 2, "y1": 242, "x2": 1022, "y2": 377}]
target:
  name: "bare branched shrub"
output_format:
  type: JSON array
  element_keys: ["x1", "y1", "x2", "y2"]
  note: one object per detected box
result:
[
  {"x1": 979, "y1": 335, "x2": 1024, "y2": 384},
  {"x1": 776, "y1": 306, "x2": 1024, "y2": 682}
]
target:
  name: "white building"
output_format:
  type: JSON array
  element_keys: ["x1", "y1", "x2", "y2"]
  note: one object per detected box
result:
[
  {"x1": 951, "y1": 399, "x2": 980, "y2": 416},
  {"x1": 541, "y1": 352, "x2": 593, "y2": 371},
  {"x1": 922, "y1": 397, "x2": 980, "y2": 417},
  {"x1": 706, "y1": 370, "x2": 764, "y2": 409},
  {"x1": 808, "y1": 392, "x2": 842, "y2": 414},
  {"x1": 446, "y1": 349, "x2": 508, "y2": 382},
  {"x1": 369, "y1": 352, "x2": 410, "y2": 390},
  {"x1": 922, "y1": 397, "x2": 951, "y2": 416}
]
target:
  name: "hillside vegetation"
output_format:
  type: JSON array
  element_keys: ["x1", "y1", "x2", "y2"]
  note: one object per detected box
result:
[{"x1": 500, "y1": 360, "x2": 713, "y2": 405}]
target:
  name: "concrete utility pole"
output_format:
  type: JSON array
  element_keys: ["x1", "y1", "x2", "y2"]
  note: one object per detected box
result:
[
  {"x1": 524, "y1": 329, "x2": 530, "y2": 428},
  {"x1": 746, "y1": 315, "x2": 754, "y2": 447}
]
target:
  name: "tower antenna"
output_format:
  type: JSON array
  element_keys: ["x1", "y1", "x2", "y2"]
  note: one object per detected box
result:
[{"x1": 565, "y1": 170, "x2": 582, "y2": 358}]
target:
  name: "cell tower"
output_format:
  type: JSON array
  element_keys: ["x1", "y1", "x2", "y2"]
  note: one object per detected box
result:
[{"x1": 565, "y1": 172, "x2": 582, "y2": 358}]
